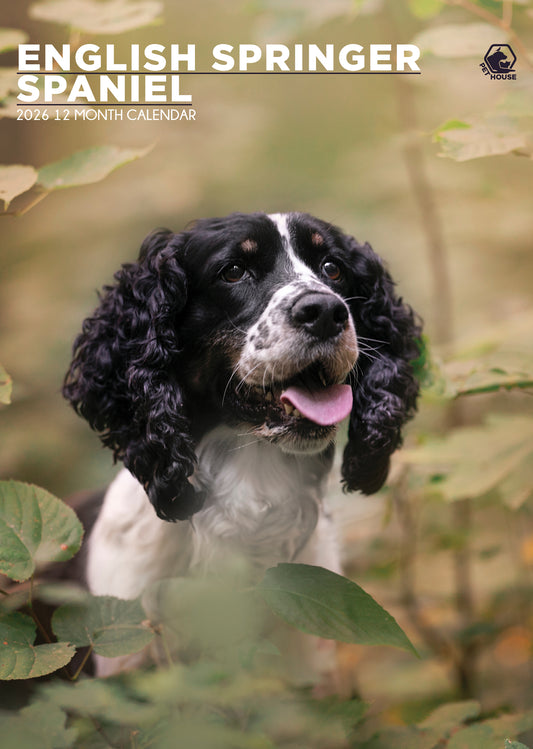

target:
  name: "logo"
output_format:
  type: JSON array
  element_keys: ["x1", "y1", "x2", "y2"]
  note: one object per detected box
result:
[{"x1": 480, "y1": 44, "x2": 517, "y2": 79}]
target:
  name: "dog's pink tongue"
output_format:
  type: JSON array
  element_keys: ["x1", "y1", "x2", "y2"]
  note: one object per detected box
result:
[{"x1": 280, "y1": 384, "x2": 353, "y2": 426}]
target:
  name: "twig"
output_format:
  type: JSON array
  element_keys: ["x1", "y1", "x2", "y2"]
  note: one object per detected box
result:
[
  {"x1": 69, "y1": 644, "x2": 94, "y2": 682},
  {"x1": 502, "y1": 0, "x2": 513, "y2": 29},
  {"x1": 393, "y1": 467, "x2": 460, "y2": 663},
  {"x1": 385, "y1": 0, "x2": 479, "y2": 697},
  {"x1": 443, "y1": 0, "x2": 533, "y2": 70}
]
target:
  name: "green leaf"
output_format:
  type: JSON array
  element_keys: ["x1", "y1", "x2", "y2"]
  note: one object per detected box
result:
[
  {"x1": 434, "y1": 119, "x2": 471, "y2": 138},
  {"x1": 0, "y1": 611, "x2": 75, "y2": 679},
  {"x1": 505, "y1": 742, "x2": 531, "y2": 749},
  {"x1": 409, "y1": 0, "x2": 444, "y2": 18},
  {"x1": 0, "y1": 480, "x2": 83, "y2": 582},
  {"x1": 414, "y1": 23, "x2": 500, "y2": 58},
  {"x1": 154, "y1": 577, "x2": 264, "y2": 654},
  {"x1": 447, "y1": 724, "x2": 499, "y2": 749},
  {"x1": 29, "y1": 0, "x2": 163, "y2": 34},
  {"x1": 0, "y1": 363, "x2": 12, "y2": 404},
  {"x1": 257, "y1": 564, "x2": 416, "y2": 653},
  {"x1": 43, "y1": 678, "x2": 161, "y2": 725},
  {"x1": 442, "y1": 360, "x2": 533, "y2": 398},
  {"x1": 0, "y1": 701, "x2": 77, "y2": 748},
  {"x1": 37, "y1": 144, "x2": 153, "y2": 191},
  {"x1": 52, "y1": 595, "x2": 154, "y2": 657},
  {"x1": 0, "y1": 28, "x2": 29, "y2": 53},
  {"x1": 0, "y1": 165, "x2": 38, "y2": 210},
  {"x1": 419, "y1": 701, "x2": 481, "y2": 733}
]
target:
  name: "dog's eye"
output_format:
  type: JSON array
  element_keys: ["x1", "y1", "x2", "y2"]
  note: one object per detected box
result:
[
  {"x1": 221, "y1": 263, "x2": 246, "y2": 283},
  {"x1": 321, "y1": 260, "x2": 342, "y2": 281}
]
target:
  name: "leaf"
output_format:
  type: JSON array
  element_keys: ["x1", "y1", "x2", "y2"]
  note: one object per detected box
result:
[
  {"x1": 409, "y1": 0, "x2": 444, "y2": 18},
  {"x1": 0, "y1": 480, "x2": 83, "y2": 582},
  {"x1": 434, "y1": 119, "x2": 471, "y2": 136},
  {"x1": 0, "y1": 701, "x2": 77, "y2": 749},
  {"x1": 443, "y1": 360, "x2": 533, "y2": 398},
  {"x1": 154, "y1": 577, "x2": 264, "y2": 654},
  {"x1": 414, "y1": 22, "x2": 500, "y2": 58},
  {"x1": 0, "y1": 69, "x2": 19, "y2": 101},
  {"x1": 0, "y1": 611, "x2": 75, "y2": 679},
  {"x1": 419, "y1": 701, "x2": 481, "y2": 733},
  {"x1": 52, "y1": 595, "x2": 153, "y2": 657},
  {"x1": 434, "y1": 116, "x2": 528, "y2": 161},
  {"x1": 257, "y1": 564, "x2": 416, "y2": 653},
  {"x1": 0, "y1": 165, "x2": 38, "y2": 210},
  {"x1": 401, "y1": 416, "x2": 533, "y2": 502},
  {"x1": 0, "y1": 363, "x2": 12, "y2": 404},
  {"x1": 505, "y1": 742, "x2": 531, "y2": 749},
  {"x1": 447, "y1": 724, "x2": 499, "y2": 749},
  {"x1": 43, "y1": 678, "x2": 161, "y2": 725},
  {"x1": 0, "y1": 28, "x2": 29, "y2": 53},
  {"x1": 37, "y1": 144, "x2": 153, "y2": 191},
  {"x1": 29, "y1": 0, "x2": 163, "y2": 34}
]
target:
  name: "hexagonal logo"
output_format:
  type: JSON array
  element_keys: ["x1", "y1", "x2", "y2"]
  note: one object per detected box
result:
[{"x1": 484, "y1": 44, "x2": 516, "y2": 75}]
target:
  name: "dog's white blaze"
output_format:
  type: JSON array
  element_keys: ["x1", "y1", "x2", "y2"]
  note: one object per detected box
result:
[{"x1": 268, "y1": 212, "x2": 317, "y2": 281}]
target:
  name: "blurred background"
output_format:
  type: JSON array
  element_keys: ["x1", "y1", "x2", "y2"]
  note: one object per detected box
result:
[{"x1": 1, "y1": 0, "x2": 533, "y2": 730}]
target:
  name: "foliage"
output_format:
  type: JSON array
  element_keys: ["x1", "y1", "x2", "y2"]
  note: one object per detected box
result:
[
  {"x1": 0, "y1": 4, "x2": 154, "y2": 210},
  {"x1": 257, "y1": 563, "x2": 416, "y2": 653},
  {"x1": 29, "y1": 0, "x2": 163, "y2": 35},
  {"x1": 0, "y1": 146, "x2": 153, "y2": 216}
]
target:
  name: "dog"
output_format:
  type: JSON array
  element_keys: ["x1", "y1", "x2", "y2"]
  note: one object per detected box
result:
[{"x1": 63, "y1": 211, "x2": 421, "y2": 680}]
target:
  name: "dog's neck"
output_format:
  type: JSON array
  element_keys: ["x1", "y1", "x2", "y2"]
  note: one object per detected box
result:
[{"x1": 189, "y1": 425, "x2": 334, "y2": 573}]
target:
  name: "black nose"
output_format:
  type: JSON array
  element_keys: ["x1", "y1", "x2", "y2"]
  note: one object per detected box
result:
[{"x1": 290, "y1": 293, "x2": 349, "y2": 340}]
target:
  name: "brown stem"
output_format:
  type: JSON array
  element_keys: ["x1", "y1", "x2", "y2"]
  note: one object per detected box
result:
[
  {"x1": 385, "y1": 1, "x2": 478, "y2": 697},
  {"x1": 452, "y1": 499, "x2": 478, "y2": 697},
  {"x1": 393, "y1": 468, "x2": 460, "y2": 663},
  {"x1": 69, "y1": 644, "x2": 94, "y2": 682}
]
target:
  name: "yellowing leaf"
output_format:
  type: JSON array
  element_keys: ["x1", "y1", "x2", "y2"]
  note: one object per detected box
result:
[
  {"x1": 0, "y1": 69, "x2": 18, "y2": 101},
  {"x1": 29, "y1": 0, "x2": 163, "y2": 35},
  {"x1": 0, "y1": 29, "x2": 28, "y2": 53},
  {"x1": 0, "y1": 165, "x2": 38, "y2": 210},
  {"x1": 0, "y1": 364, "x2": 12, "y2": 405},
  {"x1": 37, "y1": 144, "x2": 153, "y2": 191},
  {"x1": 401, "y1": 416, "x2": 533, "y2": 502},
  {"x1": 435, "y1": 116, "x2": 528, "y2": 161}
]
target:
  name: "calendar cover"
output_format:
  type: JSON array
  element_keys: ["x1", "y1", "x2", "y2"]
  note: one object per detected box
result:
[{"x1": 1, "y1": 0, "x2": 533, "y2": 745}]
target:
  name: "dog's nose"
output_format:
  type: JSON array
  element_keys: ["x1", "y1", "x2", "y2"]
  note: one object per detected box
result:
[{"x1": 290, "y1": 293, "x2": 349, "y2": 340}]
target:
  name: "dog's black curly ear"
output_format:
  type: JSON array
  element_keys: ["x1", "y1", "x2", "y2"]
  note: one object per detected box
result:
[
  {"x1": 341, "y1": 236, "x2": 422, "y2": 495},
  {"x1": 63, "y1": 229, "x2": 204, "y2": 522}
]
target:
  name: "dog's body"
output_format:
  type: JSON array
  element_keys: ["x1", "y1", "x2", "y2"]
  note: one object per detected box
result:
[{"x1": 64, "y1": 212, "x2": 420, "y2": 680}]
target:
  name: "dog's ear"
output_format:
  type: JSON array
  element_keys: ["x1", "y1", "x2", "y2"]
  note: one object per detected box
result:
[
  {"x1": 63, "y1": 229, "x2": 204, "y2": 521},
  {"x1": 340, "y1": 236, "x2": 421, "y2": 495}
]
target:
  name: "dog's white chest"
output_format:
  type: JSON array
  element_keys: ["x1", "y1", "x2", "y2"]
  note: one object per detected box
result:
[
  {"x1": 87, "y1": 427, "x2": 322, "y2": 597},
  {"x1": 190, "y1": 427, "x2": 320, "y2": 572}
]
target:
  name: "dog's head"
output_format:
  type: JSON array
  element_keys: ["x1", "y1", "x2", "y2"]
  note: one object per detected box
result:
[{"x1": 63, "y1": 212, "x2": 421, "y2": 521}]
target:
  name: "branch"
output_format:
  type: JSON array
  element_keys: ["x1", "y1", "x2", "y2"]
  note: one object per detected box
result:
[{"x1": 444, "y1": 0, "x2": 533, "y2": 70}]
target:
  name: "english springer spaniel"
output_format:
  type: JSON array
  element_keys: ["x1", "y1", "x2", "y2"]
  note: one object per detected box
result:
[{"x1": 63, "y1": 211, "x2": 421, "y2": 679}]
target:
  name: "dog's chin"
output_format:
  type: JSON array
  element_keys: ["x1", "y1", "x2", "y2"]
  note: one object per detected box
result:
[{"x1": 222, "y1": 359, "x2": 351, "y2": 454}]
